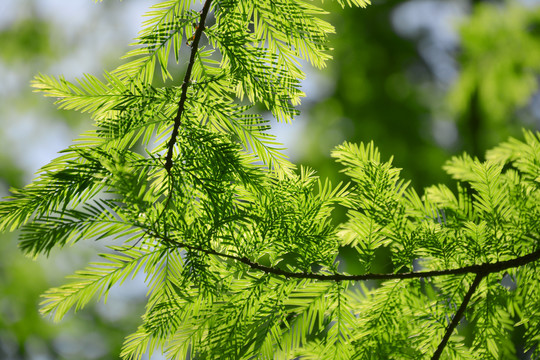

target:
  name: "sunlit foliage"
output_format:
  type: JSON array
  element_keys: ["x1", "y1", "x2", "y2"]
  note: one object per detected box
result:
[{"x1": 1, "y1": 1, "x2": 539, "y2": 359}]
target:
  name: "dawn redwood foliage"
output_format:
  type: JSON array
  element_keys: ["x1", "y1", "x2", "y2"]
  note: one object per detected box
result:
[{"x1": 1, "y1": 0, "x2": 539, "y2": 359}]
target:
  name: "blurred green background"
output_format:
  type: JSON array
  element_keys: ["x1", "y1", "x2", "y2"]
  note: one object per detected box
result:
[{"x1": 1, "y1": 0, "x2": 540, "y2": 358}]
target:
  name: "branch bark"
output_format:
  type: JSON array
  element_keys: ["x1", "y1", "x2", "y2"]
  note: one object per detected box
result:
[
  {"x1": 146, "y1": 232, "x2": 539, "y2": 358},
  {"x1": 149, "y1": 230, "x2": 540, "y2": 282},
  {"x1": 431, "y1": 273, "x2": 483, "y2": 360},
  {"x1": 164, "y1": 0, "x2": 213, "y2": 173}
]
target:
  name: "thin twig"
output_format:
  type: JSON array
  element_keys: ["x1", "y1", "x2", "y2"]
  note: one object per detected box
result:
[
  {"x1": 143, "y1": 233, "x2": 538, "y2": 358},
  {"x1": 164, "y1": 0, "x2": 213, "y2": 173},
  {"x1": 148, "y1": 230, "x2": 540, "y2": 282},
  {"x1": 147, "y1": 0, "x2": 213, "y2": 250},
  {"x1": 431, "y1": 273, "x2": 484, "y2": 360}
]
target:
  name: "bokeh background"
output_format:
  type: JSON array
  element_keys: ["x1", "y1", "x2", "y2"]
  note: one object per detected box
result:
[{"x1": 1, "y1": 0, "x2": 540, "y2": 358}]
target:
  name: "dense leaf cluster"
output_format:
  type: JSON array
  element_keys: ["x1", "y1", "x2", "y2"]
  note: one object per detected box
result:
[{"x1": 1, "y1": 0, "x2": 539, "y2": 359}]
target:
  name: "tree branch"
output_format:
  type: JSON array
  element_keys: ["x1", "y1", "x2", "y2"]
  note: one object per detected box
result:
[
  {"x1": 431, "y1": 273, "x2": 483, "y2": 360},
  {"x1": 164, "y1": 0, "x2": 213, "y2": 173},
  {"x1": 146, "y1": 232, "x2": 538, "y2": 358},
  {"x1": 148, "y1": 231, "x2": 540, "y2": 281}
]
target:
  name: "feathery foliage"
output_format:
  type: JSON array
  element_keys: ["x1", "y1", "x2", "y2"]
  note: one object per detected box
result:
[{"x1": 1, "y1": 0, "x2": 539, "y2": 359}]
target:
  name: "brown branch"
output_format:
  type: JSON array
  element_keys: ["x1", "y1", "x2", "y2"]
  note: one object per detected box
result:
[
  {"x1": 164, "y1": 0, "x2": 213, "y2": 173},
  {"x1": 147, "y1": 231, "x2": 539, "y2": 357},
  {"x1": 431, "y1": 273, "x2": 483, "y2": 360},
  {"x1": 150, "y1": 230, "x2": 540, "y2": 281}
]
